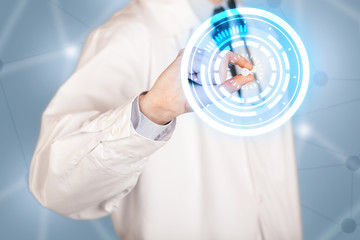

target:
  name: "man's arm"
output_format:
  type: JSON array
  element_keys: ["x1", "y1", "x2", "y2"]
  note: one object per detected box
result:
[{"x1": 29, "y1": 19, "x2": 175, "y2": 219}]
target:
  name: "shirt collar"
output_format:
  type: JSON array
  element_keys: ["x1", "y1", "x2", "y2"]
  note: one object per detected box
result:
[
  {"x1": 138, "y1": 0, "x2": 201, "y2": 37},
  {"x1": 189, "y1": 0, "x2": 244, "y2": 22},
  {"x1": 136, "y1": 0, "x2": 243, "y2": 37},
  {"x1": 188, "y1": 0, "x2": 217, "y2": 22}
]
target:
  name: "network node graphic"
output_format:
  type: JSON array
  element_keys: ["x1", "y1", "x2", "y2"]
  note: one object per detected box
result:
[{"x1": 181, "y1": 8, "x2": 309, "y2": 136}]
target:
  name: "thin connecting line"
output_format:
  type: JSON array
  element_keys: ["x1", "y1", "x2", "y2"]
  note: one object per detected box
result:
[
  {"x1": 0, "y1": 1, "x2": 87, "y2": 64},
  {"x1": 350, "y1": 172, "x2": 354, "y2": 217},
  {"x1": 325, "y1": 0, "x2": 360, "y2": 22},
  {"x1": 278, "y1": 7, "x2": 290, "y2": 23},
  {"x1": 293, "y1": 97, "x2": 360, "y2": 117},
  {"x1": 0, "y1": 81, "x2": 29, "y2": 169},
  {"x1": 332, "y1": 231, "x2": 343, "y2": 240},
  {"x1": 1, "y1": 0, "x2": 89, "y2": 64},
  {"x1": 0, "y1": 0, "x2": 89, "y2": 173},
  {"x1": 329, "y1": 78, "x2": 360, "y2": 81},
  {"x1": 294, "y1": 136, "x2": 346, "y2": 157},
  {"x1": 37, "y1": 209, "x2": 49, "y2": 240},
  {"x1": 298, "y1": 164, "x2": 344, "y2": 171},
  {"x1": 0, "y1": 0, "x2": 29, "y2": 53},
  {"x1": 47, "y1": 0, "x2": 93, "y2": 30},
  {"x1": 49, "y1": 0, "x2": 69, "y2": 46},
  {"x1": 0, "y1": 44, "x2": 83, "y2": 171},
  {"x1": 302, "y1": 203, "x2": 340, "y2": 225},
  {"x1": 2, "y1": 41, "x2": 85, "y2": 65}
]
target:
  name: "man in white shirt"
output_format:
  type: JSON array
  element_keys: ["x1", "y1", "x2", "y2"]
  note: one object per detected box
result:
[{"x1": 29, "y1": 0, "x2": 303, "y2": 239}]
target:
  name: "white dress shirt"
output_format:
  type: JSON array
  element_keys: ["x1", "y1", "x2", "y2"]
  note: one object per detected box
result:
[{"x1": 29, "y1": 0, "x2": 303, "y2": 239}]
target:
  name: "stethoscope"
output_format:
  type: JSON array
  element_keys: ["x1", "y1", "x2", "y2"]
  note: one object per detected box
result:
[
  {"x1": 213, "y1": 0, "x2": 262, "y2": 97},
  {"x1": 187, "y1": 1, "x2": 262, "y2": 99}
]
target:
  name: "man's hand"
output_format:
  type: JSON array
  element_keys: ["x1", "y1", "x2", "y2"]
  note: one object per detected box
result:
[{"x1": 139, "y1": 49, "x2": 254, "y2": 125}]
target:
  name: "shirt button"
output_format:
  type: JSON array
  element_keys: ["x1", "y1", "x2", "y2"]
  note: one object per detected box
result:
[{"x1": 111, "y1": 127, "x2": 120, "y2": 136}]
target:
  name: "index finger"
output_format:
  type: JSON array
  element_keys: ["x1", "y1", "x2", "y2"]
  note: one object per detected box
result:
[{"x1": 226, "y1": 51, "x2": 253, "y2": 70}]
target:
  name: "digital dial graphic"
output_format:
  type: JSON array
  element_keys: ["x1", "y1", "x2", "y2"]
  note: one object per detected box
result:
[{"x1": 181, "y1": 8, "x2": 310, "y2": 136}]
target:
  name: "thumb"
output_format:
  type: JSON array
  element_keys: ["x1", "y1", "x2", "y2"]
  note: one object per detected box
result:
[{"x1": 218, "y1": 74, "x2": 255, "y2": 95}]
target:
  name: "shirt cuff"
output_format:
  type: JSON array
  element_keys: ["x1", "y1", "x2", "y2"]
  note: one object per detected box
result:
[{"x1": 131, "y1": 94, "x2": 175, "y2": 141}]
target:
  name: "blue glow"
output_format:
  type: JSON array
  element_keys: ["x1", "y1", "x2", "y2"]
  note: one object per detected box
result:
[{"x1": 181, "y1": 8, "x2": 310, "y2": 136}]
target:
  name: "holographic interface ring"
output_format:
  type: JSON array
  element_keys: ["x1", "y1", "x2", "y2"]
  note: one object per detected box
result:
[{"x1": 181, "y1": 8, "x2": 309, "y2": 136}]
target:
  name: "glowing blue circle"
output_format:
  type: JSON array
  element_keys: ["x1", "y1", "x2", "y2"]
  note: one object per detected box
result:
[{"x1": 181, "y1": 8, "x2": 310, "y2": 136}]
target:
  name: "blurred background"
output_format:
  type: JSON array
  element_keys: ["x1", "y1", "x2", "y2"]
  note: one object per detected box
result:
[{"x1": 0, "y1": 0, "x2": 359, "y2": 239}]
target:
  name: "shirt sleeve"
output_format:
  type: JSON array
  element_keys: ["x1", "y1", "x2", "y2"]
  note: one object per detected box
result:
[
  {"x1": 131, "y1": 94, "x2": 175, "y2": 141},
  {"x1": 28, "y1": 15, "x2": 177, "y2": 220}
]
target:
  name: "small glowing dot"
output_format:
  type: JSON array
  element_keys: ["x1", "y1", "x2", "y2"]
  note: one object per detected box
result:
[
  {"x1": 297, "y1": 123, "x2": 311, "y2": 138},
  {"x1": 259, "y1": 118, "x2": 263, "y2": 121},
  {"x1": 282, "y1": 102, "x2": 286, "y2": 105},
  {"x1": 230, "y1": 118, "x2": 234, "y2": 122},
  {"x1": 288, "y1": 48, "x2": 292, "y2": 51},
  {"x1": 65, "y1": 46, "x2": 79, "y2": 58}
]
